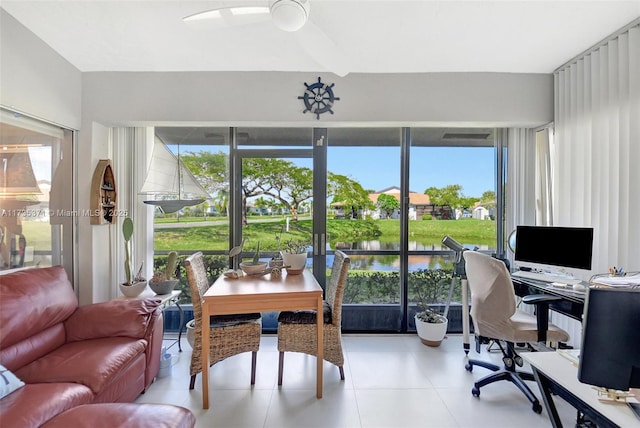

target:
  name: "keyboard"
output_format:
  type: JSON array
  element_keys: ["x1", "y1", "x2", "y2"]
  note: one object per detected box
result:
[{"x1": 511, "y1": 270, "x2": 583, "y2": 285}]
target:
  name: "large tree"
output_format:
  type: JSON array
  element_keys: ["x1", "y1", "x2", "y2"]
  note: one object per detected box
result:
[
  {"x1": 376, "y1": 194, "x2": 399, "y2": 219},
  {"x1": 424, "y1": 184, "x2": 464, "y2": 208},
  {"x1": 183, "y1": 153, "x2": 372, "y2": 225},
  {"x1": 480, "y1": 190, "x2": 496, "y2": 208},
  {"x1": 328, "y1": 173, "x2": 372, "y2": 218},
  {"x1": 181, "y1": 151, "x2": 229, "y2": 215},
  {"x1": 181, "y1": 151, "x2": 228, "y2": 195}
]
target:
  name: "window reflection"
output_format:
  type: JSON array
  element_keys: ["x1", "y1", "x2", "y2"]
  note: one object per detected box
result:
[{"x1": 0, "y1": 110, "x2": 73, "y2": 278}]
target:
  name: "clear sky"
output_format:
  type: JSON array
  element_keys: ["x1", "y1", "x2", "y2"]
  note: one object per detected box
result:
[{"x1": 328, "y1": 146, "x2": 495, "y2": 198}]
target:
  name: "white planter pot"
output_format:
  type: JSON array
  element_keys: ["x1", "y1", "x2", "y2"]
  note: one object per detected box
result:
[
  {"x1": 280, "y1": 252, "x2": 307, "y2": 273},
  {"x1": 119, "y1": 280, "x2": 148, "y2": 298},
  {"x1": 415, "y1": 314, "x2": 448, "y2": 347}
]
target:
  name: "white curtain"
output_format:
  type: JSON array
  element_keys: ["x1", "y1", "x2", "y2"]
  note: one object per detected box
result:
[
  {"x1": 554, "y1": 21, "x2": 640, "y2": 274},
  {"x1": 535, "y1": 127, "x2": 553, "y2": 226},
  {"x1": 110, "y1": 127, "x2": 154, "y2": 298},
  {"x1": 506, "y1": 128, "x2": 536, "y2": 237}
]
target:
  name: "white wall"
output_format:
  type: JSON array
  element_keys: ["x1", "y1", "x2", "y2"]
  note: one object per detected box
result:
[
  {"x1": 0, "y1": 10, "x2": 81, "y2": 130},
  {"x1": 81, "y1": 71, "x2": 552, "y2": 127}
]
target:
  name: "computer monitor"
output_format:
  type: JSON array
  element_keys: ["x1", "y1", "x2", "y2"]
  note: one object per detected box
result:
[
  {"x1": 514, "y1": 226, "x2": 594, "y2": 277},
  {"x1": 578, "y1": 288, "x2": 640, "y2": 392}
]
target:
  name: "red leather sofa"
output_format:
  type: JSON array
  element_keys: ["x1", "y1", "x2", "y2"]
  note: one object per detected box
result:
[{"x1": 0, "y1": 266, "x2": 164, "y2": 427}]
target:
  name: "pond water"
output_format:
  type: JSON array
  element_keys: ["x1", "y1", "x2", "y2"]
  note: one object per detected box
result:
[
  {"x1": 322, "y1": 240, "x2": 494, "y2": 272},
  {"x1": 334, "y1": 240, "x2": 491, "y2": 252}
]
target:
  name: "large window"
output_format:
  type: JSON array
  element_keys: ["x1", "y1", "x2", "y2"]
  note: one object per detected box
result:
[
  {"x1": 0, "y1": 108, "x2": 75, "y2": 283},
  {"x1": 149, "y1": 126, "x2": 501, "y2": 333}
]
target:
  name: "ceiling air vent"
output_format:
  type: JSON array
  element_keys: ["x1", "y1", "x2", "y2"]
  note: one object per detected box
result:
[{"x1": 442, "y1": 133, "x2": 490, "y2": 140}]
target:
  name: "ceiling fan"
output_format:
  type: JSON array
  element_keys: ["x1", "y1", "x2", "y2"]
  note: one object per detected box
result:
[{"x1": 183, "y1": 0, "x2": 350, "y2": 77}]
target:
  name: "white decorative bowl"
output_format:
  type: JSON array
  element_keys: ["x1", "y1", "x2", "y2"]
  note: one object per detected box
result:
[
  {"x1": 119, "y1": 280, "x2": 148, "y2": 298},
  {"x1": 239, "y1": 261, "x2": 268, "y2": 275}
]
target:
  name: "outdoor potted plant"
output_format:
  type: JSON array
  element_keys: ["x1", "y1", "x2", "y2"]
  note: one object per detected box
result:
[
  {"x1": 149, "y1": 250, "x2": 180, "y2": 294},
  {"x1": 280, "y1": 238, "x2": 311, "y2": 274},
  {"x1": 119, "y1": 217, "x2": 147, "y2": 297}
]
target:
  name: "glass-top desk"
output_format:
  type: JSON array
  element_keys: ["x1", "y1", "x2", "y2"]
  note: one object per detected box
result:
[{"x1": 511, "y1": 276, "x2": 586, "y2": 321}]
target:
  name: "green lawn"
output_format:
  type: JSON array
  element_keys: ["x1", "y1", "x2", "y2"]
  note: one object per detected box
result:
[
  {"x1": 20, "y1": 217, "x2": 496, "y2": 252},
  {"x1": 153, "y1": 218, "x2": 495, "y2": 251}
]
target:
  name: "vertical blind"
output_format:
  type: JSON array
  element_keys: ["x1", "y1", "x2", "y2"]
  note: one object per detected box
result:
[{"x1": 554, "y1": 21, "x2": 640, "y2": 273}]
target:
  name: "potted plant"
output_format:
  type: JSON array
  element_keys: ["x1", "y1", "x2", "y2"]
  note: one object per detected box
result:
[
  {"x1": 149, "y1": 251, "x2": 180, "y2": 294},
  {"x1": 119, "y1": 217, "x2": 147, "y2": 297},
  {"x1": 412, "y1": 269, "x2": 451, "y2": 347},
  {"x1": 280, "y1": 238, "x2": 311, "y2": 274},
  {"x1": 414, "y1": 304, "x2": 448, "y2": 347}
]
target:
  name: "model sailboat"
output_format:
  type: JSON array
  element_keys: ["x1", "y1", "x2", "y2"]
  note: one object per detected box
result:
[{"x1": 140, "y1": 136, "x2": 208, "y2": 214}]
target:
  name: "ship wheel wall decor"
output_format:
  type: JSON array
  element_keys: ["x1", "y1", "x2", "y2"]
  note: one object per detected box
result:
[{"x1": 298, "y1": 77, "x2": 340, "y2": 120}]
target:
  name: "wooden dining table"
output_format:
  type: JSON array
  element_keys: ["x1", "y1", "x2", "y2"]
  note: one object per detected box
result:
[{"x1": 200, "y1": 268, "x2": 324, "y2": 409}]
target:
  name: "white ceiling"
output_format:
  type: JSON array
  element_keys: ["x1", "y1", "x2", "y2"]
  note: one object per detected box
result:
[{"x1": 2, "y1": 0, "x2": 639, "y2": 75}]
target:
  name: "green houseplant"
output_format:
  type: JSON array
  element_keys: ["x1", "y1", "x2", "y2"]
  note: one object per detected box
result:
[
  {"x1": 280, "y1": 238, "x2": 311, "y2": 273},
  {"x1": 119, "y1": 217, "x2": 147, "y2": 297},
  {"x1": 149, "y1": 250, "x2": 180, "y2": 294},
  {"x1": 412, "y1": 269, "x2": 451, "y2": 347},
  {"x1": 415, "y1": 304, "x2": 448, "y2": 347}
]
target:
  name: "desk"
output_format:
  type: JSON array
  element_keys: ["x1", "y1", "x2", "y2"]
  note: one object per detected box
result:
[
  {"x1": 512, "y1": 277, "x2": 586, "y2": 321},
  {"x1": 200, "y1": 269, "x2": 323, "y2": 409},
  {"x1": 522, "y1": 351, "x2": 640, "y2": 428},
  {"x1": 118, "y1": 288, "x2": 185, "y2": 352}
]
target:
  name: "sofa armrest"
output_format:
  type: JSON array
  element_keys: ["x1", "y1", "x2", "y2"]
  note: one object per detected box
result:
[
  {"x1": 144, "y1": 307, "x2": 164, "y2": 387},
  {"x1": 65, "y1": 298, "x2": 162, "y2": 342}
]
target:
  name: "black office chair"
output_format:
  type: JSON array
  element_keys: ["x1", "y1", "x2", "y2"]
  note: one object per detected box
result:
[{"x1": 463, "y1": 251, "x2": 570, "y2": 413}]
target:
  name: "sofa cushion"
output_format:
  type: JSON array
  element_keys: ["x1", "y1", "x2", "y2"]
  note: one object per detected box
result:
[
  {"x1": 0, "y1": 266, "x2": 77, "y2": 351},
  {"x1": 0, "y1": 382, "x2": 93, "y2": 428},
  {"x1": 0, "y1": 365, "x2": 24, "y2": 399},
  {"x1": 15, "y1": 337, "x2": 146, "y2": 395},
  {"x1": 42, "y1": 403, "x2": 196, "y2": 428},
  {"x1": 0, "y1": 324, "x2": 67, "y2": 372}
]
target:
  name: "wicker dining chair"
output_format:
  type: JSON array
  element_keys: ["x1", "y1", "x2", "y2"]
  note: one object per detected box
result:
[
  {"x1": 277, "y1": 250, "x2": 350, "y2": 384},
  {"x1": 184, "y1": 252, "x2": 262, "y2": 390}
]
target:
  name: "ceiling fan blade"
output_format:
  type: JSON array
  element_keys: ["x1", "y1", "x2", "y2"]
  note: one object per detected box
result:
[
  {"x1": 183, "y1": 5, "x2": 271, "y2": 29},
  {"x1": 295, "y1": 19, "x2": 350, "y2": 77}
]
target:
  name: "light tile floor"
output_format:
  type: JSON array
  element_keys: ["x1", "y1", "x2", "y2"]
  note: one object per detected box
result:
[{"x1": 136, "y1": 334, "x2": 578, "y2": 427}]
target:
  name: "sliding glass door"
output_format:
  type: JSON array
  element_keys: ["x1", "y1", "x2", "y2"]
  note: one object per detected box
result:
[
  {"x1": 327, "y1": 128, "x2": 403, "y2": 330},
  {"x1": 408, "y1": 128, "x2": 497, "y2": 332},
  {"x1": 0, "y1": 108, "x2": 75, "y2": 283}
]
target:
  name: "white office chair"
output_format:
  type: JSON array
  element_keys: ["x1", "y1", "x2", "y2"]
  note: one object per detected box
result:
[{"x1": 463, "y1": 251, "x2": 570, "y2": 413}]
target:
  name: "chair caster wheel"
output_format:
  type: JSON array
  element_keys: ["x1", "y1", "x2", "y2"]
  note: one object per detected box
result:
[
  {"x1": 503, "y1": 357, "x2": 514, "y2": 369},
  {"x1": 515, "y1": 356, "x2": 523, "y2": 367},
  {"x1": 465, "y1": 362, "x2": 473, "y2": 372},
  {"x1": 472, "y1": 386, "x2": 480, "y2": 397},
  {"x1": 532, "y1": 403, "x2": 542, "y2": 414}
]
